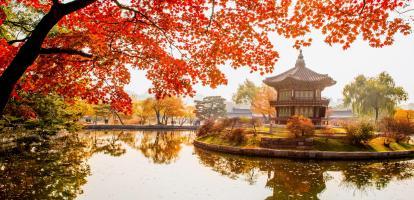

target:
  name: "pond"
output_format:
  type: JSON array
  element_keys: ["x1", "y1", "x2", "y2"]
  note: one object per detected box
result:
[{"x1": 1, "y1": 130, "x2": 414, "y2": 200}]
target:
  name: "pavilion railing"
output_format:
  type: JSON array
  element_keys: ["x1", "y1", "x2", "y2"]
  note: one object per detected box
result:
[{"x1": 269, "y1": 98, "x2": 330, "y2": 107}]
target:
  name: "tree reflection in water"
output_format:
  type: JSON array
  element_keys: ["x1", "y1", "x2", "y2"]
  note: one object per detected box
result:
[
  {"x1": 119, "y1": 131, "x2": 188, "y2": 164},
  {"x1": 339, "y1": 161, "x2": 414, "y2": 190},
  {"x1": 195, "y1": 148, "x2": 414, "y2": 200},
  {"x1": 87, "y1": 131, "x2": 126, "y2": 157},
  {"x1": 2, "y1": 130, "x2": 414, "y2": 200},
  {"x1": 0, "y1": 136, "x2": 91, "y2": 200}
]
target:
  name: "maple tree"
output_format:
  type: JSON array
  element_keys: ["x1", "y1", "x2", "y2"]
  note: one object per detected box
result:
[
  {"x1": 0, "y1": 0, "x2": 412, "y2": 115},
  {"x1": 286, "y1": 115, "x2": 315, "y2": 138},
  {"x1": 132, "y1": 99, "x2": 154, "y2": 125},
  {"x1": 144, "y1": 96, "x2": 184, "y2": 124}
]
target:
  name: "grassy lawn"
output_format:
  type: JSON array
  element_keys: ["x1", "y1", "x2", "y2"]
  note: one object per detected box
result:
[
  {"x1": 313, "y1": 138, "x2": 373, "y2": 152},
  {"x1": 197, "y1": 132, "x2": 414, "y2": 152},
  {"x1": 368, "y1": 137, "x2": 414, "y2": 152},
  {"x1": 198, "y1": 133, "x2": 270, "y2": 148}
]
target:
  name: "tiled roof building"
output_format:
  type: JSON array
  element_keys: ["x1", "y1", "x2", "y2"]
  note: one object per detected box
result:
[{"x1": 264, "y1": 50, "x2": 336, "y2": 125}]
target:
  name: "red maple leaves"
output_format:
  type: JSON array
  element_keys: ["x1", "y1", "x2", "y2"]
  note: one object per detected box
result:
[{"x1": 0, "y1": 0, "x2": 412, "y2": 114}]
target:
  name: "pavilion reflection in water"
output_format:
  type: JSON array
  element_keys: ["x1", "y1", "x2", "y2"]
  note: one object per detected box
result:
[
  {"x1": 194, "y1": 148, "x2": 414, "y2": 200},
  {"x1": 1, "y1": 131, "x2": 414, "y2": 200}
]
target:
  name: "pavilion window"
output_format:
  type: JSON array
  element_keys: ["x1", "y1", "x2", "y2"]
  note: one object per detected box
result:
[
  {"x1": 278, "y1": 107, "x2": 291, "y2": 117},
  {"x1": 295, "y1": 90, "x2": 314, "y2": 100},
  {"x1": 295, "y1": 107, "x2": 314, "y2": 118},
  {"x1": 315, "y1": 89, "x2": 321, "y2": 99},
  {"x1": 279, "y1": 90, "x2": 291, "y2": 101}
]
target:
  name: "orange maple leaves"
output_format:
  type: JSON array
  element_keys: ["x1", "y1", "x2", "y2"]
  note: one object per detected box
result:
[{"x1": 0, "y1": 0, "x2": 412, "y2": 113}]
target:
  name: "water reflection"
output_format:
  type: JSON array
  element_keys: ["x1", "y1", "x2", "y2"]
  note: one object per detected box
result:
[
  {"x1": 0, "y1": 136, "x2": 90, "y2": 200},
  {"x1": 195, "y1": 148, "x2": 414, "y2": 200},
  {"x1": 88, "y1": 131, "x2": 126, "y2": 157},
  {"x1": 119, "y1": 131, "x2": 188, "y2": 164},
  {"x1": 1, "y1": 130, "x2": 414, "y2": 200}
]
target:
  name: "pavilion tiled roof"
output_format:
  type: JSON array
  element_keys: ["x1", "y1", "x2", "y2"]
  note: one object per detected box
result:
[{"x1": 264, "y1": 50, "x2": 336, "y2": 87}]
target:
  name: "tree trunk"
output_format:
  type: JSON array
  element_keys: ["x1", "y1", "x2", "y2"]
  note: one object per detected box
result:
[
  {"x1": 0, "y1": 0, "x2": 96, "y2": 115},
  {"x1": 375, "y1": 108, "x2": 379, "y2": 122},
  {"x1": 155, "y1": 111, "x2": 161, "y2": 124},
  {"x1": 261, "y1": 113, "x2": 267, "y2": 121},
  {"x1": 111, "y1": 109, "x2": 124, "y2": 125}
]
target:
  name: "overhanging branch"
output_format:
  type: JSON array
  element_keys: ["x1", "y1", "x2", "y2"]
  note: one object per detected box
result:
[{"x1": 40, "y1": 47, "x2": 93, "y2": 58}]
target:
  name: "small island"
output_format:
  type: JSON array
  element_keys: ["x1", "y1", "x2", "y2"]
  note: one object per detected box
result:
[
  {"x1": 194, "y1": 52, "x2": 414, "y2": 160},
  {"x1": 194, "y1": 118, "x2": 414, "y2": 159}
]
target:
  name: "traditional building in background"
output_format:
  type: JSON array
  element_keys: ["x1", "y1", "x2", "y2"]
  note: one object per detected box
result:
[
  {"x1": 225, "y1": 102, "x2": 254, "y2": 118},
  {"x1": 264, "y1": 50, "x2": 336, "y2": 125}
]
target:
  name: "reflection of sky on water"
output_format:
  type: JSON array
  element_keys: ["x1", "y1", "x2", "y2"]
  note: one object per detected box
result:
[
  {"x1": 78, "y1": 131, "x2": 414, "y2": 200},
  {"x1": 2, "y1": 130, "x2": 414, "y2": 200}
]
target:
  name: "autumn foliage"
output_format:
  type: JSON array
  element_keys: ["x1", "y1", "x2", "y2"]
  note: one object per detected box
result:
[
  {"x1": 381, "y1": 117, "x2": 414, "y2": 142},
  {"x1": 0, "y1": 0, "x2": 412, "y2": 114},
  {"x1": 286, "y1": 115, "x2": 315, "y2": 138}
]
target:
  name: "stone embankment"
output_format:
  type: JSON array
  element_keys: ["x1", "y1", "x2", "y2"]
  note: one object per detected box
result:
[{"x1": 193, "y1": 140, "x2": 414, "y2": 160}]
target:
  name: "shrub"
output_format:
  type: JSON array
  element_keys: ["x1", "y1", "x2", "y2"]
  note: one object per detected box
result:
[
  {"x1": 227, "y1": 128, "x2": 246, "y2": 145},
  {"x1": 250, "y1": 118, "x2": 263, "y2": 136},
  {"x1": 286, "y1": 115, "x2": 315, "y2": 138},
  {"x1": 222, "y1": 117, "x2": 240, "y2": 131},
  {"x1": 196, "y1": 119, "x2": 215, "y2": 137},
  {"x1": 381, "y1": 117, "x2": 414, "y2": 143},
  {"x1": 343, "y1": 121, "x2": 375, "y2": 145},
  {"x1": 210, "y1": 119, "x2": 228, "y2": 133}
]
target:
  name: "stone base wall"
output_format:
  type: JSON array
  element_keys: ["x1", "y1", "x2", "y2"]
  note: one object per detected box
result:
[
  {"x1": 193, "y1": 140, "x2": 414, "y2": 160},
  {"x1": 260, "y1": 137, "x2": 313, "y2": 150}
]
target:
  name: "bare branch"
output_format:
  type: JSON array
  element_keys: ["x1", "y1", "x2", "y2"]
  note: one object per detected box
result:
[{"x1": 396, "y1": 8, "x2": 414, "y2": 14}]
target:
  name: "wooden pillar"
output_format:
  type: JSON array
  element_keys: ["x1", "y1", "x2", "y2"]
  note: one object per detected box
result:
[
  {"x1": 321, "y1": 107, "x2": 326, "y2": 118},
  {"x1": 277, "y1": 89, "x2": 280, "y2": 100},
  {"x1": 276, "y1": 106, "x2": 279, "y2": 117}
]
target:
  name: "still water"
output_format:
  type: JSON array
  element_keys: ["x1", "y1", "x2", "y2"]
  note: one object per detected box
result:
[{"x1": 1, "y1": 130, "x2": 414, "y2": 200}]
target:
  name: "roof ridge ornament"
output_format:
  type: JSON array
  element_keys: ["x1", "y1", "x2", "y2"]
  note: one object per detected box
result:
[{"x1": 295, "y1": 49, "x2": 305, "y2": 68}]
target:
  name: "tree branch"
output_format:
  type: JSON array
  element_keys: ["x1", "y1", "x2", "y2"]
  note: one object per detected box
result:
[
  {"x1": 52, "y1": 0, "x2": 60, "y2": 5},
  {"x1": 7, "y1": 37, "x2": 29, "y2": 45},
  {"x1": 111, "y1": 0, "x2": 184, "y2": 56},
  {"x1": 40, "y1": 47, "x2": 93, "y2": 58},
  {"x1": 59, "y1": 0, "x2": 97, "y2": 16},
  {"x1": 396, "y1": 8, "x2": 414, "y2": 14},
  {"x1": 359, "y1": 0, "x2": 366, "y2": 15},
  {"x1": 206, "y1": 0, "x2": 216, "y2": 32}
]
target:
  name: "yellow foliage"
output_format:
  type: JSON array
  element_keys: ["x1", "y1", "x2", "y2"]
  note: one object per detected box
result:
[
  {"x1": 251, "y1": 85, "x2": 276, "y2": 118},
  {"x1": 394, "y1": 109, "x2": 414, "y2": 122}
]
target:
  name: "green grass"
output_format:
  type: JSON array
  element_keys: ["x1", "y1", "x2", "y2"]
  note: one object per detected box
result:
[
  {"x1": 198, "y1": 134, "x2": 262, "y2": 147},
  {"x1": 313, "y1": 138, "x2": 373, "y2": 151},
  {"x1": 368, "y1": 137, "x2": 414, "y2": 152}
]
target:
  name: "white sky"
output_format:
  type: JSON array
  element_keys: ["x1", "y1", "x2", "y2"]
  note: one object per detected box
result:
[{"x1": 125, "y1": 32, "x2": 414, "y2": 104}]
